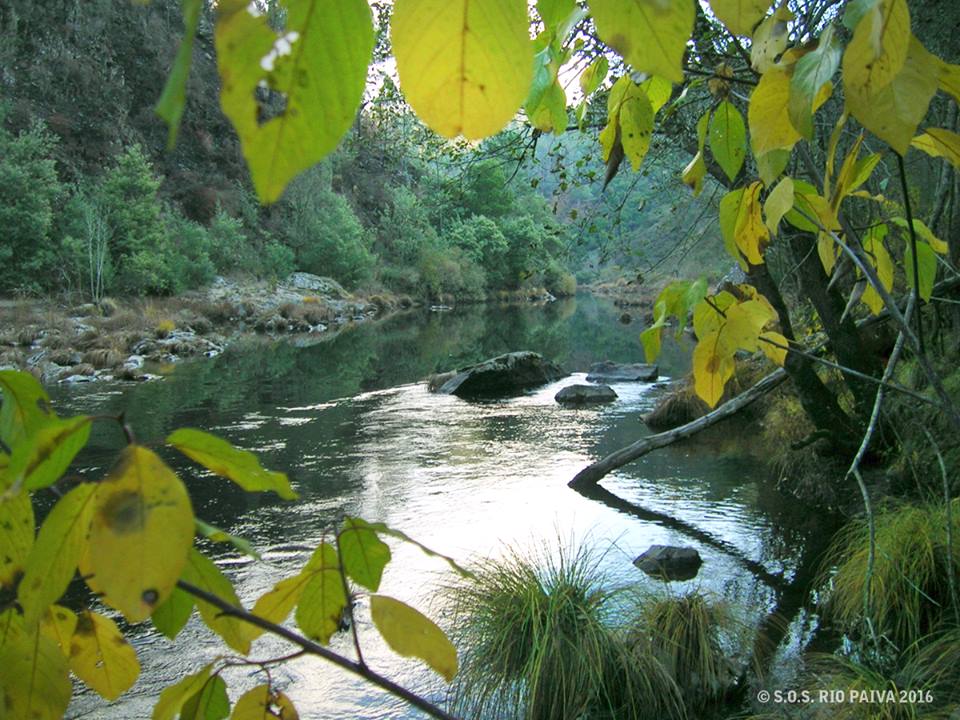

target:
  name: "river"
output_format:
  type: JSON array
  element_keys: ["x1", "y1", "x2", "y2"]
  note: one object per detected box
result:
[{"x1": 52, "y1": 294, "x2": 830, "y2": 719}]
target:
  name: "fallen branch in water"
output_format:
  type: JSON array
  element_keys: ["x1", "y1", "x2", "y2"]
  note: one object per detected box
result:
[{"x1": 569, "y1": 368, "x2": 788, "y2": 489}]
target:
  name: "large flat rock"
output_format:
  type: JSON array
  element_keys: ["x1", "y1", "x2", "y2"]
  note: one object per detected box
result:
[
  {"x1": 586, "y1": 361, "x2": 658, "y2": 383},
  {"x1": 633, "y1": 544, "x2": 702, "y2": 581},
  {"x1": 433, "y1": 351, "x2": 567, "y2": 398}
]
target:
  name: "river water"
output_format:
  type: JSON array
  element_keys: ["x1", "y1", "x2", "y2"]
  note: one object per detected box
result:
[{"x1": 52, "y1": 294, "x2": 828, "y2": 719}]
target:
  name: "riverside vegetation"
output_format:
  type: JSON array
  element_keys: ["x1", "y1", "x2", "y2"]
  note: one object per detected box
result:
[{"x1": 2, "y1": 0, "x2": 960, "y2": 718}]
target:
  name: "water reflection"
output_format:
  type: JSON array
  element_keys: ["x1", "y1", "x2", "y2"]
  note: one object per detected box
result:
[{"x1": 53, "y1": 295, "x2": 826, "y2": 719}]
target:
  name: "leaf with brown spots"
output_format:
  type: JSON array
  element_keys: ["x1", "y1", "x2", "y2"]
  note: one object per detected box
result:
[
  {"x1": 69, "y1": 610, "x2": 140, "y2": 701},
  {"x1": 80, "y1": 446, "x2": 194, "y2": 623},
  {"x1": 0, "y1": 609, "x2": 71, "y2": 720},
  {"x1": 0, "y1": 489, "x2": 33, "y2": 591}
]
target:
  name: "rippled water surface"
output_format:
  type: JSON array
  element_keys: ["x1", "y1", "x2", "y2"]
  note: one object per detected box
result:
[{"x1": 52, "y1": 295, "x2": 828, "y2": 719}]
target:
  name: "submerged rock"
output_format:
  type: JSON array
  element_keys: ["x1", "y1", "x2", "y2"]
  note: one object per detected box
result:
[
  {"x1": 586, "y1": 361, "x2": 658, "y2": 383},
  {"x1": 634, "y1": 545, "x2": 702, "y2": 581},
  {"x1": 555, "y1": 383, "x2": 618, "y2": 405},
  {"x1": 432, "y1": 351, "x2": 566, "y2": 398}
]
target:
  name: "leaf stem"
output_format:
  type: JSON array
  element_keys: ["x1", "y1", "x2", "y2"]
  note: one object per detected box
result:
[{"x1": 176, "y1": 580, "x2": 460, "y2": 720}]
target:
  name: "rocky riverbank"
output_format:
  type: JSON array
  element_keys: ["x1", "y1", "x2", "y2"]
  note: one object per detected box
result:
[{"x1": 0, "y1": 273, "x2": 400, "y2": 385}]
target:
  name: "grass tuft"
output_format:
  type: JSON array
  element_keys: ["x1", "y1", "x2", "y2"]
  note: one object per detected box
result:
[{"x1": 444, "y1": 543, "x2": 685, "y2": 720}]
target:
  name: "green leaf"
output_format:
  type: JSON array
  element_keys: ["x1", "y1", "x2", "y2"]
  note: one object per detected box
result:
[
  {"x1": 182, "y1": 674, "x2": 230, "y2": 720},
  {"x1": 19, "y1": 482, "x2": 97, "y2": 625},
  {"x1": 370, "y1": 594, "x2": 458, "y2": 682},
  {"x1": 242, "y1": 573, "x2": 312, "y2": 643},
  {"x1": 756, "y1": 148, "x2": 790, "y2": 186},
  {"x1": 538, "y1": 0, "x2": 576, "y2": 30},
  {"x1": 526, "y1": 47, "x2": 569, "y2": 133},
  {"x1": 749, "y1": 68, "x2": 801, "y2": 156},
  {"x1": 167, "y1": 428, "x2": 297, "y2": 500},
  {"x1": 640, "y1": 307, "x2": 667, "y2": 363},
  {"x1": 640, "y1": 76, "x2": 673, "y2": 115},
  {"x1": 911, "y1": 127, "x2": 960, "y2": 170},
  {"x1": 905, "y1": 240, "x2": 937, "y2": 302},
  {"x1": 861, "y1": 225, "x2": 893, "y2": 314},
  {"x1": 844, "y1": 34, "x2": 937, "y2": 156},
  {"x1": 589, "y1": 0, "x2": 694, "y2": 83},
  {"x1": 0, "y1": 490, "x2": 33, "y2": 591},
  {"x1": 153, "y1": 664, "x2": 214, "y2": 720},
  {"x1": 68, "y1": 610, "x2": 139, "y2": 701},
  {"x1": 152, "y1": 586, "x2": 195, "y2": 640},
  {"x1": 0, "y1": 613, "x2": 71, "y2": 720},
  {"x1": 195, "y1": 518, "x2": 262, "y2": 560},
  {"x1": 6, "y1": 415, "x2": 92, "y2": 491},
  {"x1": 183, "y1": 548, "x2": 251, "y2": 654},
  {"x1": 719, "y1": 188, "x2": 748, "y2": 269},
  {"x1": 216, "y1": 0, "x2": 374, "y2": 203},
  {"x1": 155, "y1": 0, "x2": 203, "y2": 149},
  {"x1": 295, "y1": 543, "x2": 346, "y2": 645},
  {"x1": 619, "y1": 85, "x2": 654, "y2": 170},
  {"x1": 938, "y1": 59, "x2": 960, "y2": 105},
  {"x1": 709, "y1": 0, "x2": 772, "y2": 36},
  {"x1": 709, "y1": 100, "x2": 746, "y2": 181},
  {"x1": 359, "y1": 521, "x2": 473, "y2": 578},
  {"x1": 80, "y1": 445, "x2": 195, "y2": 623},
  {"x1": 339, "y1": 517, "x2": 391, "y2": 592},
  {"x1": 579, "y1": 56, "x2": 608, "y2": 97},
  {"x1": 789, "y1": 24, "x2": 841, "y2": 139},
  {"x1": 393, "y1": 0, "x2": 533, "y2": 139},
  {"x1": 0, "y1": 370, "x2": 56, "y2": 450}
]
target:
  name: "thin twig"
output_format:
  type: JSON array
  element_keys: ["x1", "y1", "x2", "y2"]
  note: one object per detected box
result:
[
  {"x1": 922, "y1": 428, "x2": 960, "y2": 627},
  {"x1": 176, "y1": 581, "x2": 460, "y2": 720}
]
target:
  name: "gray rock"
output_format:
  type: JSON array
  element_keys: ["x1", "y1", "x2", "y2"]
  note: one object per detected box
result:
[
  {"x1": 433, "y1": 352, "x2": 567, "y2": 398},
  {"x1": 124, "y1": 355, "x2": 145, "y2": 370},
  {"x1": 555, "y1": 384, "x2": 618, "y2": 405},
  {"x1": 633, "y1": 545, "x2": 702, "y2": 581},
  {"x1": 284, "y1": 272, "x2": 350, "y2": 298},
  {"x1": 586, "y1": 361, "x2": 658, "y2": 383},
  {"x1": 60, "y1": 373, "x2": 96, "y2": 384}
]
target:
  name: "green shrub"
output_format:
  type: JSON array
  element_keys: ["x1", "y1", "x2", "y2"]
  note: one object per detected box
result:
[
  {"x1": 542, "y1": 259, "x2": 577, "y2": 297},
  {"x1": 208, "y1": 207, "x2": 254, "y2": 275},
  {"x1": 165, "y1": 213, "x2": 216, "y2": 292},
  {"x1": 261, "y1": 239, "x2": 295, "y2": 280}
]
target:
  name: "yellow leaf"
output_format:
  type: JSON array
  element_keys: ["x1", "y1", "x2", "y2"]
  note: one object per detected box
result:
[
  {"x1": 682, "y1": 151, "x2": 707, "y2": 196},
  {"x1": 890, "y1": 217, "x2": 949, "y2": 254},
  {"x1": 0, "y1": 490, "x2": 33, "y2": 591},
  {"x1": 589, "y1": 0, "x2": 694, "y2": 83},
  {"x1": 750, "y1": 0, "x2": 793, "y2": 72},
  {"x1": 708, "y1": 0, "x2": 771, "y2": 36},
  {"x1": 692, "y1": 331, "x2": 735, "y2": 408},
  {"x1": 640, "y1": 76, "x2": 673, "y2": 115},
  {"x1": 817, "y1": 232, "x2": 840, "y2": 276},
  {"x1": 370, "y1": 594, "x2": 458, "y2": 681},
  {"x1": 845, "y1": 35, "x2": 938, "y2": 155},
  {"x1": 5, "y1": 415, "x2": 92, "y2": 491},
  {"x1": 938, "y1": 59, "x2": 960, "y2": 105},
  {"x1": 759, "y1": 331, "x2": 789, "y2": 365},
  {"x1": 756, "y1": 148, "x2": 790, "y2": 186},
  {"x1": 749, "y1": 68, "x2": 801, "y2": 156},
  {"x1": 69, "y1": 610, "x2": 140, "y2": 701},
  {"x1": 693, "y1": 292, "x2": 737, "y2": 339},
  {"x1": 231, "y1": 684, "x2": 299, "y2": 720},
  {"x1": 734, "y1": 181, "x2": 769, "y2": 265},
  {"x1": 183, "y1": 548, "x2": 251, "y2": 654},
  {"x1": 861, "y1": 225, "x2": 893, "y2": 315},
  {"x1": 19, "y1": 482, "x2": 96, "y2": 625},
  {"x1": 392, "y1": 0, "x2": 533, "y2": 139},
  {"x1": 842, "y1": 0, "x2": 910, "y2": 98},
  {"x1": 80, "y1": 446, "x2": 194, "y2": 623},
  {"x1": 242, "y1": 574, "x2": 313, "y2": 643},
  {"x1": 723, "y1": 299, "x2": 777, "y2": 352},
  {"x1": 0, "y1": 370, "x2": 57, "y2": 451},
  {"x1": 719, "y1": 189, "x2": 748, "y2": 269},
  {"x1": 764, "y1": 176, "x2": 794, "y2": 233},
  {"x1": 911, "y1": 127, "x2": 960, "y2": 170},
  {"x1": 0, "y1": 612, "x2": 71, "y2": 720},
  {"x1": 39, "y1": 606, "x2": 77, "y2": 656},
  {"x1": 831, "y1": 134, "x2": 881, "y2": 212},
  {"x1": 619, "y1": 87, "x2": 654, "y2": 170}
]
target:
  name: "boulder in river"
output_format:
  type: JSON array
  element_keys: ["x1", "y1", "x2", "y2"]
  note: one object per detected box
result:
[
  {"x1": 586, "y1": 361, "x2": 658, "y2": 383},
  {"x1": 432, "y1": 351, "x2": 566, "y2": 398},
  {"x1": 633, "y1": 545, "x2": 702, "y2": 581},
  {"x1": 555, "y1": 383, "x2": 618, "y2": 405}
]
